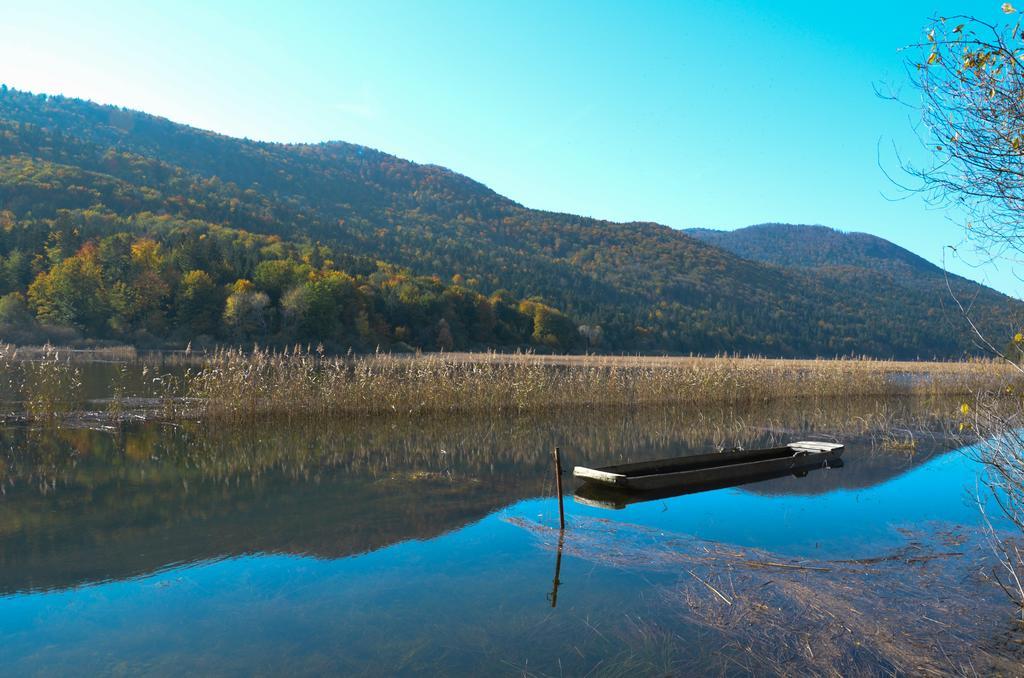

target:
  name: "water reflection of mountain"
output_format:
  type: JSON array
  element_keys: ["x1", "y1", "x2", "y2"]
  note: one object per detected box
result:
[
  {"x1": 0, "y1": 466, "x2": 537, "y2": 596},
  {"x1": 0, "y1": 399, "x2": 961, "y2": 595}
]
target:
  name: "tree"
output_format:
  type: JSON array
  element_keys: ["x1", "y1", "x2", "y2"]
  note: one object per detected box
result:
[
  {"x1": 27, "y1": 243, "x2": 109, "y2": 333},
  {"x1": 436, "y1": 318, "x2": 455, "y2": 351},
  {"x1": 0, "y1": 250, "x2": 31, "y2": 295},
  {"x1": 128, "y1": 268, "x2": 171, "y2": 334},
  {"x1": 287, "y1": 271, "x2": 356, "y2": 342},
  {"x1": 254, "y1": 259, "x2": 311, "y2": 302},
  {"x1": 0, "y1": 291, "x2": 32, "y2": 326},
  {"x1": 280, "y1": 285, "x2": 312, "y2": 338},
  {"x1": 521, "y1": 300, "x2": 581, "y2": 351},
  {"x1": 894, "y1": 5, "x2": 1024, "y2": 263},
  {"x1": 176, "y1": 270, "x2": 222, "y2": 338},
  {"x1": 223, "y1": 279, "x2": 269, "y2": 340},
  {"x1": 97, "y1": 234, "x2": 134, "y2": 285},
  {"x1": 896, "y1": 4, "x2": 1024, "y2": 618},
  {"x1": 579, "y1": 324, "x2": 603, "y2": 348}
]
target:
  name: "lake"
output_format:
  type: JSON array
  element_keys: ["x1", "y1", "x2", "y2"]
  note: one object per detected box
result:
[{"x1": 0, "y1": 391, "x2": 1020, "y2": 675}]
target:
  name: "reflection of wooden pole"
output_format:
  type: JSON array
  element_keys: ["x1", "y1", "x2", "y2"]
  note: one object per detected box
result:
[
  {"x1": 553, "y1": 447, "x2": 565, "y2": 530},
  {"x1": 549, "y1": 448, "x2": 567, "y2": 607},
  {"x1": 549, "y1": 531, "x2": 564, "y2": 608}
]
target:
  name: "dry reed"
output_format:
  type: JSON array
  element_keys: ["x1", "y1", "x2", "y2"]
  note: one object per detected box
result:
[
  {"x1": 0, "y1": 343, "x2": 1018, "y2": 422},
  {"x1": 184, "y1": 347, "x2": 1022, "y2": 420}
]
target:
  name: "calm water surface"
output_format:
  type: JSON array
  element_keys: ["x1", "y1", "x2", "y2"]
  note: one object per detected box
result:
[{"x1": 0, "y1": 395, "x2": 1016, "y2": 675}]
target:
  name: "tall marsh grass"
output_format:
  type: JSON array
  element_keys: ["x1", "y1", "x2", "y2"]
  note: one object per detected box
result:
[
  {"x1": 185, "y1": 347, "x2": 1023, "y2": 421},
  {"x1": 0, "y1": 345, "x2": 83, "y2": 422},
  {"x1": 1, "y1": 343, "x2": 1018, "y2": 422}
]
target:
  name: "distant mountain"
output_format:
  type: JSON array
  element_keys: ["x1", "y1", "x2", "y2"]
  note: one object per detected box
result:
[
  {"x1": 0, "y1": 87, "x2": 1019, "y2": 357},
  {"x1": 687, "y1": 222, "x2": 1011, "y2": 308},
  {"x1": 686, "y1": 224, "x2": 940, "y2": 275}
]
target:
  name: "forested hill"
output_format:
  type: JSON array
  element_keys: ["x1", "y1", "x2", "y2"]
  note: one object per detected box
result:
[
  {"x1": 687, "y1": 224, "x2": 944, "y2": 278},
  {"x1": 686, "y1": 223, "x2": 1012, "y2": 305},
  {"x1": 0, "y1": 87, "x2": 1019, "y2": 357}
]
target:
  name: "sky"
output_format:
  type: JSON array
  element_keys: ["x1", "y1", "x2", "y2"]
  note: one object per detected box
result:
[{"x1": 1, "y1": 0, "x2": 1020, "y2": 295}]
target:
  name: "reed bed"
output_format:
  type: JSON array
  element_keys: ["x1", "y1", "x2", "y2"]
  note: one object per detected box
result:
[
  {"x1": 0, "y1": 343, "x2": 1017, "y2": 421},
  {"x1": 184, "y1": 347, "x2": 1022, "y2": 420},
  {"x1": 0, "y1": 343, "x2": 139, "y2": 362},
  {"x1": 0, "y1": 345, "x2": 84, "y2": 422}
]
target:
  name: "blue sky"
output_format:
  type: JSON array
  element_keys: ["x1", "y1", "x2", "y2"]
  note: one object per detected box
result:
[{"x1": 2, "y1": 1, "x2": 1019, "y2": 295}]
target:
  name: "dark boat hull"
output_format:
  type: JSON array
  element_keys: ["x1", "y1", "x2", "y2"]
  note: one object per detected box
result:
[
  {"x1": 575, "y1": 458, "x2": 843, "y2": 509},
  {"x1": 572, "y1": 442, "x2": 844, "y2": 492}
]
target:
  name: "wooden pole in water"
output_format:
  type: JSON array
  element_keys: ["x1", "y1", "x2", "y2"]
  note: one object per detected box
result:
[{"x1": 553, "y1": 447, "x2": 565, "y2": 530}]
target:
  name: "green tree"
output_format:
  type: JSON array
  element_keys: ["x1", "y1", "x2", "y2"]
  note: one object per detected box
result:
[
  {"x1": 0, "y1": 250, "x2": 32, "y2": 294},
  {"x1": 281, "y1": 285, "x2": 312, "y2": 338},
  {"x1": 0, "y1": 291, "x2": 33, "y2": 326},
  {"x1": 524, "y1": 300, "x2": 580, "y2": 350},
  {"x1": 27, "y1": 243, "x2": 109, "y2": 333},
  {"x1": 176, "y1": 270, "x2": 222, "y2": 337},
  {"x1": 254, "y1": 259, "x2": 311, "y2": 302},
  {"x1": 223, "y1": 279, "x2": 270, "y2": 340},
  {"x1": 286, "y1": 271, "x2": 356, "y2": 342}
]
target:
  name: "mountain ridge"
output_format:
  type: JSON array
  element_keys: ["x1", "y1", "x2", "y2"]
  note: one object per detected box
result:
[
  {"x1": 687, "y1": 223, "x2": 943, "y2": 277},
  {"x1": 0, "y1": 86, "x2": 1018, "y2": 358}
]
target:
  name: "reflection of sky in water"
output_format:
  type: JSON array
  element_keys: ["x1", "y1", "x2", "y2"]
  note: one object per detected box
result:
[
  {"x1": 0, "y1": 439, "x2": 1009, "y2": 674},
  {"x1": 0, "y1": 519, "x2": 660, "y2": 675},
  {"x1": 565, "y1": 447, "x2": 999, "y2": 558}
]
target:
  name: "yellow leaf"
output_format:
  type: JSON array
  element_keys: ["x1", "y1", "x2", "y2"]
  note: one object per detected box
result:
[
  {"x1": 960, "y1": 403, "x2": 970, "y2": 415},
  {"x1": 1015, "y1": 332, "x2": 1023, "y2": 342},
  {"x1": 928, "y1": 52, "x2": 938, "y2": 64},
  {"x1": 1003, "y1": 3, "x2": 1016, "y2": 14}
]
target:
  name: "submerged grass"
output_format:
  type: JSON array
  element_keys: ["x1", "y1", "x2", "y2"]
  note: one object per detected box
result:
[{"x1": 512, "y1": 517, "x2": 1024, "y2": 676}]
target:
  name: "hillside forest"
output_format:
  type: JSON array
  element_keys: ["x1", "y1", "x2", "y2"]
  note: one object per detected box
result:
[{"x1": 0, "y1": 86, "x2": 1019, "y2": 357}]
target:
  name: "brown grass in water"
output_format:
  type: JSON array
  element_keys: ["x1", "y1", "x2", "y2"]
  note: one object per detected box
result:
[
  {"x1": 0, "y1": 343, "x2": 1018, "y2": 422},
  {"x1": 511, "y1": 517, "x2": 1024, "y2": 676},
  {"x1": 184, "y1": 347, "x2": 1021, "y2": 420},
  {"x1": 0, "y1": 343, "x2": 139, "y2": 362}
]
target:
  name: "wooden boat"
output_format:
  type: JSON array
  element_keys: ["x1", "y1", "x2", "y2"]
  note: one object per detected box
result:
[
  {"x1": 572, "y1": 441, "x2": 844, "y2": 492},
  {"x1": 574, "y1": 458, "x2": 843, "y2": 509}
]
